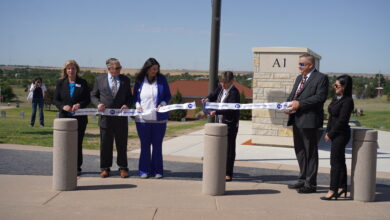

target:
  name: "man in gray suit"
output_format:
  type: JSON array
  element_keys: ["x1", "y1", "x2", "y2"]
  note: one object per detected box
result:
[
  {"x1": 286, "y1": 53, "x2": 329, "y2": 193},
  {"x1": 91, "y1": 58, "x2": 133, "y2": 178}
]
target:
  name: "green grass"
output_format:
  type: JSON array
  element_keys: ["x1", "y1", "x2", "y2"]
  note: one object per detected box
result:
[
  {"x1": 0, "y1": 106, "x2": 207, "y2": 149},
  {"x1": 351, "y1": 111, "x2": 390, "y2": 131}
]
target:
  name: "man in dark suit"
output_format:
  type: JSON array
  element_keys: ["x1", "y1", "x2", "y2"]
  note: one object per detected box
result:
[
  {"x1": 91, "y1": 58, "x2": 133, "y2": 178},
  {"x1": 202, "y1": 71, "x2": 240, "y2": 181},
  {"x1": 286, "y1": 53, "x2": 329, "y2": 193}
]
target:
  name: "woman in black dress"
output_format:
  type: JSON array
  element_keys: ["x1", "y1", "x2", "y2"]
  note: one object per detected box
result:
[{"x1": 321, "y1": 75, "x2": 354, "y2": 200}]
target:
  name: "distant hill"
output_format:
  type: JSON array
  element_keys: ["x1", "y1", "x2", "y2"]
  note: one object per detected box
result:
[
  {"x1": 0, "y1": 64, "x2": 252, "y2": 76},
  {"x1": 1, "y1": 64, "x2": 387, "y2": 78},
  {"x1": 325, "y1": 72, "x2": 390, "y2": 79}
]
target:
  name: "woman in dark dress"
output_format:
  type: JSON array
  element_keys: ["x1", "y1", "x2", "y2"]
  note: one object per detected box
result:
[
  {"x1": 202, "y1": 71, "x2": 240, "y2": 182},
  {"x1": 321, "y1": 75, "x2": 354, "y2": 200},
  {"x1": 53, "y1": 60, "x2": 91, "y2": 175}
]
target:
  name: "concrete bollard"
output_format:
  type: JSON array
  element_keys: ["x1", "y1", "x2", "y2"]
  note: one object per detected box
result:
[
  {"x1": 202, "y1": 123, "x2": 228, "y2": 196},
  {"x1": 53, "y1": 118, "x2": 78, "y2": 191},
  {"x1": 19, "y1": 111, "x2": 25, "y2": 119},
  {"x1": 351, "y1": 129, "x2": 378, "y2": 202},
  {"x1": 1, "y1": 110, "x2": 6, "y2": 118}
]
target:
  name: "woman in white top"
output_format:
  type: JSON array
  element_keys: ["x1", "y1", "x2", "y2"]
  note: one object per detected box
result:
[{"x1": 133, "y1": 58, "x2": 171, "y2": 179}]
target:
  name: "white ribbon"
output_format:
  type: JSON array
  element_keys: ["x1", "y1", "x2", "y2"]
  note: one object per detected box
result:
[
  {"x1": 73, "y1": 102, "x2": 197, "y2": 116},
  {"x1": 205, "y1": 102, "x2": 292, "y2": 110},
  {"x1": 158, "y1": 101, "x2": 196, "y2": 113}
]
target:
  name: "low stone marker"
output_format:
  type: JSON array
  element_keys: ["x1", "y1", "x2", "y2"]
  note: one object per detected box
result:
[
  {"x1": 53, "y1": 118, "x2": 78, "y2": 191},
  {"x1": 202, "y1": 123, "x2": 227, "y2": 196},
  {"x1": 351, "y1": 129, "x2": 378, "y2": 202}
]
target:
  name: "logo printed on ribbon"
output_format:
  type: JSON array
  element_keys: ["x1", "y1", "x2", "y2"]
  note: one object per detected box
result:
[
  {"x1": 109, "y1": 110, "x2": 115, "y2": 115},
  {"x1": 188, "y1": 103, "x2": 193, "y2": 108},
  {"x1": 235, "y1": 104, "x2": 241, "y2": 109}
]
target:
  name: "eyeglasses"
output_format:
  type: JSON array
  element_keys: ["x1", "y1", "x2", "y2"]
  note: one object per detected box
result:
[
  {"x1": 299, "y1": 62, "x2": 306, "y2": 66},
  {"x1": 333, "y1": 84, "x2": 342, "y2": 89}
]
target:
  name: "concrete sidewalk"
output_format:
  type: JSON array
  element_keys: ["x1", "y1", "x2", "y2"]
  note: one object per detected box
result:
[
  {"x1": 1, "y1": 173, "x2": 390, "y2": 220},
  {"x1": 1, "y1": 143, "x2": 390, "y2": 220},
  {"x1": 1, "y1": 121, "x2": 390, "y2": 220},
  {"x1": 132, "y1": 120, "x2": 390, "y2": 174}
]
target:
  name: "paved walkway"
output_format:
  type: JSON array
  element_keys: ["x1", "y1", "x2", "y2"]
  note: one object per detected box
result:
[
  {"x1": 0, "y1": 121, "x2": 390, "y2": 219},
  {"x1": 132, "y1": 120, "x2": 390, "y2": 175}
]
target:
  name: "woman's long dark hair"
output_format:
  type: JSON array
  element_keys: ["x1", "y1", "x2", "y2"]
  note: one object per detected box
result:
[
  {"x1": 336, "y1": 74, "x2": 353, "y2": 97},
  {"x1": 135, "y1": 58, "x2": 161, "y2": 84}
]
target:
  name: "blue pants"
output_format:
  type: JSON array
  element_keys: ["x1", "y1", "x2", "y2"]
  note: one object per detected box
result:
[
  {"x1": 136, "y1": 122, "x2": 166, "y2": 175},
  {"x1": 30, "y1": 98, "x2": 44, "y2": 126}
]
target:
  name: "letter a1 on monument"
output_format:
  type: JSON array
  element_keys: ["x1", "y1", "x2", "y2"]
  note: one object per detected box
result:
[{"x1": 272, "y1": 58, "x2": 286, "y2": 68}]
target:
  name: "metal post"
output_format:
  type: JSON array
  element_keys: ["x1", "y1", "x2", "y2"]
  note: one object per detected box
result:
[
  {"x1": 202, "y1": 123, "x2": 227, "y2": 195},
  {"x1": 208, "y1": 0, "x2": 222, "y2": 123},
  {"x1": 53, "y1": 118, "x2": 78, "y2": 191},
  {"x1": 351, "y1": 129, "x2": 378, "y2": 202}
]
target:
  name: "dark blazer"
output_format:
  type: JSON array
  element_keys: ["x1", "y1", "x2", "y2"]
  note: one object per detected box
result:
[
  {"x1": 53, "y1": 77, "x2": 91, "y2": 118},
  {"x1": 207, "y1": 85, "x2": 240, "y2": 127},
  {"x1": 326, "y1": 96, "x2": 354, "y2": 139},
  {"x1": 133, "y1": 74, "x2": 172, "y2": 121},
  {"x1": 91, "y1": 73, "x2": 133, "y2": 127},
  {"x1": 287, "y1": 70, "x2": 329, "y2": 128}
]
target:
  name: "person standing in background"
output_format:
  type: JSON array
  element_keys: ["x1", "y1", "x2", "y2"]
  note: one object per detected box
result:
[{"x1": 29, "y1": 77, "x2": 47, "y2": 127}]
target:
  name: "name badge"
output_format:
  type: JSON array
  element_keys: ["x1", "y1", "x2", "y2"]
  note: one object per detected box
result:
[{"x1": 75, "y1": 84, "x2": 81, "y2": 87}]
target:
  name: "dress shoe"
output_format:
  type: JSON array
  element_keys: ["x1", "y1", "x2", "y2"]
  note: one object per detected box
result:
[
  {"x1": 120, "y1": 169, "x2": 129, "y2": 178},
  {"x1": 320, "y1": 191, "x2": 338, "y2": 200},
  {"x1": 297, "y1": 186, "x2": 316, "y2": 194},
  {"x1": 155, "y1": 174, "x2": 163, "y2": 179},
  {"x1": 100, "y1": 169, "x2": 110, "y2": 178},
  {"x1": 288, "y1": 182, "x2": 304, "y2": 189},
  {"x1": 225, "y1": 176, "x2": 232, "y2": 182},
  {"x1": 338, "y1": 188, "x2": 347, "y2": 198}
]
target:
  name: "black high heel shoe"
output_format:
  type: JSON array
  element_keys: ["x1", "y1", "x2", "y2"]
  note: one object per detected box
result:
[
  {"x1": 338, "y1": 188, "x2": 347, "y2": 198},
  {"x1": 320, "y1": 191, "x2": 338, "y2": 200}
]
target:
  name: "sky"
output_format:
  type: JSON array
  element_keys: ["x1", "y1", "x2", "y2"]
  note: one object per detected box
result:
[{"x1": 0, "y1": 0, "x2": 389, "y2": 74}]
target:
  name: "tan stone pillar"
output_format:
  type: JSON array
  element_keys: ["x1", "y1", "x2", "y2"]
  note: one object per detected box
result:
[
  {"x1": 251, "y1": 47, "x2": 321, "y2": 147},
  {"x1": 202, "y1": 123, "x2": 227, "y2": 196},
  {"x1": 53, "y1": 118, "x2": 78, "y2": 191},
  {"x1": 351, "y1": 129, "x2": 378, "y2": 202}
]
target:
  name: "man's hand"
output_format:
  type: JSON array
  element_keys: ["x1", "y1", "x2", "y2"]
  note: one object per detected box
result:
[
  {"x1": 290, "y1": 100, "x2": 300, "y2": 111},
  {"x1": 72, "y1": 104, "x2": 80, "y2": 112},
  {"x1": 324, "y1": 134, "x2": 330, "y2": 142},
  {"x1": 63, "y1": 105, "x2": 72, "y2": 112},
  {"x1": 210, "y1": 111, "x2": 216, "y2": 116},
  {"x1": 97, "y1": 104, "x2": 106, "y2": 112},
  {"x1": 120, "y1": 105, "x2": 128, "y2": 111},
  {"x1": 201, "y1": 98, "x2": 209, "y2": 103}
]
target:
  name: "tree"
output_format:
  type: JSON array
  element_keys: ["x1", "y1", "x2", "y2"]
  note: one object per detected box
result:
[
  {"x1": 81, "y1": 71, "x2": 97, "y2": 92},
  {"x1": 44, "y1": 87, "x2": 55, "y2": 110},
  {"x1": 168, "y1": 90, "x2": 187, "y2": 121},
  {"x1": 0, "y1": 83, "x2": 16, "y2": 102},
  {"x1": 239, "y1": 91, "x2": 251, "y2": 120}
]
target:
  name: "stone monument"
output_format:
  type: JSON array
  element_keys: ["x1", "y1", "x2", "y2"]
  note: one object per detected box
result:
[{"x1": 252, "y1": 47, "x2": 321, "y2": 147}]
